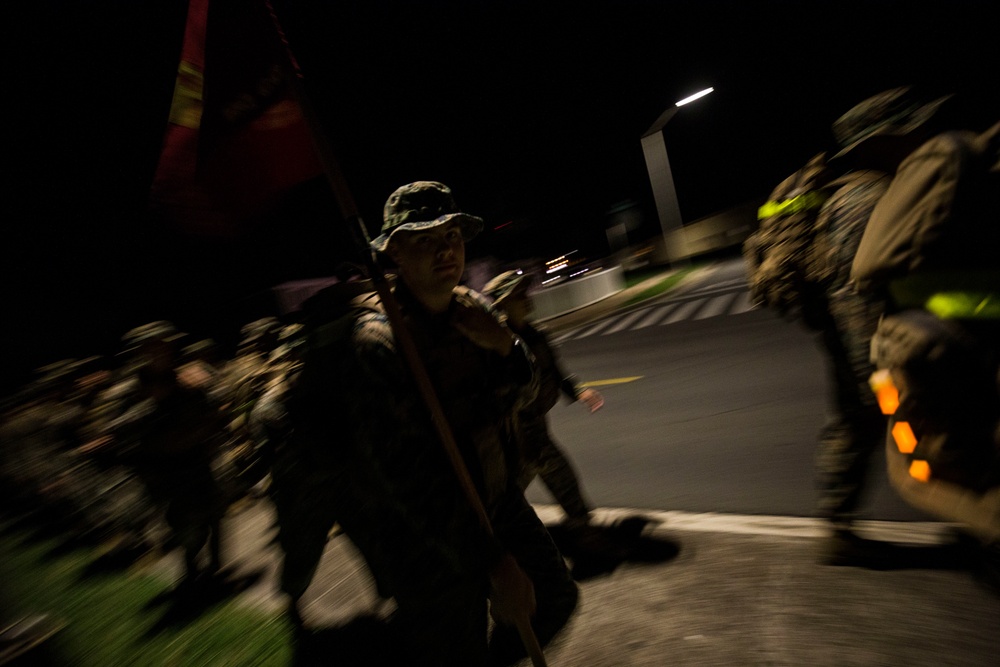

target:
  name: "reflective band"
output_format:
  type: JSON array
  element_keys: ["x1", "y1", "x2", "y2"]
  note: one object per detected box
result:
[
  {"x1": 889, "y1": 271, "x2": 1000, "y2": 315},
  {"x1": 892, "y1": 421, "x2": 918, "y2": 454},
  {"x1": 925, "y1": 291, "x2": 1000, "y2": 320},
  {"x1": 908, "y1": 459, "x2": 931, "y2": 482},
  {"x1": 869, "y1": 369, "x2": 899, "y2": 415},
  {"x1": 757, "y1": 191, "x2": 828, "y2": 219}
]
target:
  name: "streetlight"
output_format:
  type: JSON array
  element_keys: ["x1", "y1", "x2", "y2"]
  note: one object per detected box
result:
[{"x1": 641, "y1": 87, "x2": 714, "y2": 264}]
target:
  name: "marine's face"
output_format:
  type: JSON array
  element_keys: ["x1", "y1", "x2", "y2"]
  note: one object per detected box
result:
[{"x1": 387, "y1": 220, "x2": 466, "y2": 296}]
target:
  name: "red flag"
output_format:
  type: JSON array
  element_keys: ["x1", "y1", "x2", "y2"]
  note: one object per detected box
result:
[{"x1": 149, "y1": 0, "x2": 322, "y2": 238}]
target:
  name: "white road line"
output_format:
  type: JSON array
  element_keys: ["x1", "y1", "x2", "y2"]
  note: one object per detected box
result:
[
  {"x1": 551, "y1": 330, "x2": 578, "y2": 344},
  {"x1": 553, "y1": 288, "x2": 754, "y2": 342},
  {"x1": 692, "y1": 292, "x2": 737, "y2": 320},
  {"x1": 633, "y1": 303, "x2": 678, "y2": 329},
  {"x1": 531, "y1": 504, "x2": 957, "y2": 545},
  {"x1": 658, "y1": 298, "x2": 703, "y2": 325},
  {"x1": 601, "y1": 308, "x2": 656, "y2": 335},
  {"x1": 573, "y1": 316, "x2": 624, "y2": 338},
  {"x1": 729, "y1": 290, "x2": 756, "y2": 314},
  {"x1": 556, "y1": 320, "x2": 611, "y2": 342},
  {"x1": 673, "y1": 278, "x2": 748, "y2": 299}
]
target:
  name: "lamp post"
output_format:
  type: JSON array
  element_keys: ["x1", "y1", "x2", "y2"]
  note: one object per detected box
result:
[{"x1": 641, "y1": 87, "x2": 714, "y2": 264}]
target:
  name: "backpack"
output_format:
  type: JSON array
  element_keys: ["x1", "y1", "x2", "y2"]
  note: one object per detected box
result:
[
  {"x1": 277, "y1": 281, "x2": 383, "y2": 469},
  {"x1": 852, "y1": 122, "x2": 1000, "y2": 301},
  {"x1": 742, "y1": 152, "x2": 837, "y2": 327}
]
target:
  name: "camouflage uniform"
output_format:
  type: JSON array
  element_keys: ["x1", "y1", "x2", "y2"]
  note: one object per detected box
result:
[
  {"x1": 288, "y1": 181, "x2": 578, "y2": 665},
  {"x1": 483, "y1": 271, "x2": 595, "y2": 524},
  {"x1": 341, "y1": 283, "x2": 575, "y2": 664},
  {"x1": 812, "y1": 172, "x2": 891, "y2": 525},
  {"x1": 214, "y1": 319, "x2": 285, "y2": 499},
  {"x1": 109, "y1": 323, "x2": 226, "y2": 580},
  {"x1": 813, "y1": 88, "x2": 951, "y2": 533},
  {"x1": 510, "y1": 323, "x2": 594, "y2": 521}
]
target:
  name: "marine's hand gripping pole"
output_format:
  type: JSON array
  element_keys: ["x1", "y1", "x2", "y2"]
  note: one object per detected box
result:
[{"x1": 263, "y1": 4, "x2": 547, "y2": 665}]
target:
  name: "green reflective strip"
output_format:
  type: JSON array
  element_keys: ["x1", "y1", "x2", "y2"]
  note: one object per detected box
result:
[
  {"x1": 757, "y1": 191, "x2": 828, "y2": 219},
  {"x1": 925, "y1": 291, "x2": 1000, "y2": 319}
]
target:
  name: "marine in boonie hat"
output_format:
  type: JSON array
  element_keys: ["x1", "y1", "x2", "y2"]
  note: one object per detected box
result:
[
  {"x1": 371, "y1": 181, "x2": 484, "y2": 254},
  {"x1": 830, "y1": 86, "x2": 953, "y2": 163},
  {"x1": 120, "y1": 321, "x2": 184, "y2": 354},
  {"x1": 482, "y1": 270, "x2": 533, "y2": 306}
]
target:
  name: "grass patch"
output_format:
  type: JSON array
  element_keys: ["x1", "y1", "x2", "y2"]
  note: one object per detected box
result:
[
  {"x1": 623, "y1": 265, "x2": 698, "y2": 306},
  {"x1": 623, "y1": 266, "x2": 669, "y2": 289},
  {"x1": 0, "y1": 527, "x2": 292, "y2": 666}
]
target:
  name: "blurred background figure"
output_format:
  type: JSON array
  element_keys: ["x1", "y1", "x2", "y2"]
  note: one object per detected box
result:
[
  {"x1": 101, "y1": 321, "x2": 227, "y2": 595},
  {"x1": 483, "y1": 270, "x2": 604, "y2": 532},
  {"x1": 746, "y1": 87, "x2": 958, "y2": 564}
]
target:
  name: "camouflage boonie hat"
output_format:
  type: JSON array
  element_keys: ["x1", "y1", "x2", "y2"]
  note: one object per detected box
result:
[
  {"x1": 181, "y1": 338, "x2": 218, "y2": 359},
  {"x1": 371, "y1": 181, "x2": 484, "y2": 253},
  {"x1": 831, "y1": 86, "x2": 953, "y2": 160},
  {"x1": 239, "y1": 317, "x2": 282, "y2": 347},
  {"x1": 483, "y1": 270, "x2": 533, "y2": 305},
  {"x1": 120, "y1": 321, "x2": 184, "y2": 353},
  {"x1": 33, "y1": 358, "x2": 80, "y2": 385}
]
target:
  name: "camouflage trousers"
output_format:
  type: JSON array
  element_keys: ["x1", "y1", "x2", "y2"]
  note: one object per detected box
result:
[
  {"x1": 339, "y1": 488, "x2": 579, "y2": 666},
  {"x1": 270, "y1": 451, "x2": 352, "y2": 601},
  {"x1": 141, "y1": 465, "x2": 221, "y2": 536},
  {"x1": 815, "y1": 290, "x2": 887, "y2": 524},
  {"x1": 516, "y1": 416, "x2": 592, "y2": 523}
]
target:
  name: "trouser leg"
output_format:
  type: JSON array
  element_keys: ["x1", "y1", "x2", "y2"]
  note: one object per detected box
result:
[
  {"x1": 488, "y1": 493, "x2": 578, "y2": 665},
  {"x1": 520, "y1": 419, "x2": 592, "y2": 522},
  {"x1": 816, "y1": 295, "x2": 884, "y2": 524},
  {"x1": 536, "y1": 439, "x2": 592, "y2": 522},
  {"x1": 272, "y1": 480, "x2": 338, "y2": 603}
]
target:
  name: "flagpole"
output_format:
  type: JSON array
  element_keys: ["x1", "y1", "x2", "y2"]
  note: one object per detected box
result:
[{"x1": 261, "y1": 3, "x2": 547, "y2": 665}]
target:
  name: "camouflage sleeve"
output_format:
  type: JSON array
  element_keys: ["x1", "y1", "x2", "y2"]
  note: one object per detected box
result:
[
  {"x1": 534, "y1": 326, "x2": 580, "y2": 402},
  {"x1": 471, "y1": 288, "x2": 539, "y2": 412},
  {"x1": 347, "y1": 311, "x2": 506, "y2": 573},
  {"x1": 497, "y1": 331, "x2": 539, "y2": 412}
]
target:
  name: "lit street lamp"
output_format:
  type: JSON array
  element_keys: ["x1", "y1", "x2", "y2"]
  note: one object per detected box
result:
[{"x1": 641, "y1": 87, "x2": 714, "y2": 264}]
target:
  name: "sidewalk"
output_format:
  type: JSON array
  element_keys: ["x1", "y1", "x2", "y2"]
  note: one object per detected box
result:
[{"x1": 172, "y1": 500, "x2": 999, "y2": 666}]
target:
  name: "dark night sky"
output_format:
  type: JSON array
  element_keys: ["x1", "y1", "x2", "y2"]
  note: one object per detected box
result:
[{"x1": 5, "y1": 0, "x2": 999, "y2": 389}]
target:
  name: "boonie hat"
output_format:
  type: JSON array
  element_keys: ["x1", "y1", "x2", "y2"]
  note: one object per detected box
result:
[
  {"x1": 483, "y1": 270, "x2": 533, "y2": 305},
  {"x1": 371, "y1": 181, "x2": 483, "y2": 253},
  {"x1": 120, "y1": 321, "x2": 184, "y2": 354},
  {"x1": 831, "y1": 86, "x2": 953, "y2": 161}
]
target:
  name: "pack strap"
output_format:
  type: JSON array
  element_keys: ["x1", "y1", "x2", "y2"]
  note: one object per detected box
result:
[
  {"x1": 889, "y1": 271, "x2": 1000, "y2": 319},
  {"x1": 925, "y1": 292, "x2": 1000, "y2": 319},
  {"x1": 757, "y1": 191, "x2": 828, "y2": 219}
]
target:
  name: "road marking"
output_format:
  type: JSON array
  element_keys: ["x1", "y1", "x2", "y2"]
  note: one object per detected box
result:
[
  {"x1": 730, "y1": 290, "x2": 756, "y2": 314},
  {"x1": 579, "y1": 376, "x2": 643, "y2": 387},
  {"x1": 567, "y1": 316, "x2": 622, "y2": 339},
  {"x1": 551, "y1": 287, "x2": 760, "y2": 343},
  {"x1": 601, "y1": 308, "x2": 655, "y2": 335},
  {"x1": 658, "y1": 298, "x2": 703, "y2": 325},
  {"x1": 633, "y1": 303, "x2": 678, "y2": 329},
  {"x1": 693, "y1": 292, "x2": 738, "y2": 320},
  {"x1": 531, "y1": 504, "x2": 958, "y2": 545}
]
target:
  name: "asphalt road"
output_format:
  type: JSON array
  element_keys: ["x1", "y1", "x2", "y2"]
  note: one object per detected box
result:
[{"x1": 526, "y1": 264, "x2": 929, "y2": 522}]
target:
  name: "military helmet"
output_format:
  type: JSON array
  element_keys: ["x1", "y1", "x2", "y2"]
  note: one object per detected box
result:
[{"x1": 371, "y1": 181, "x2": 483, "y2": 253}]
